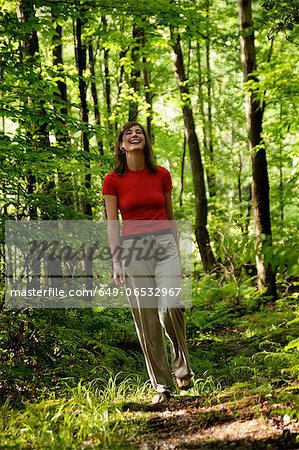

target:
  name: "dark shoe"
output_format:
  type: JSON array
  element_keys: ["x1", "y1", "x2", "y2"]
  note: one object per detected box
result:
[
  {"x1": 151, "y1": 390, "x2": 172, "y2": 404},
  {"x1": 176, "y1": 376, "x2": 193, "y2": 391}
]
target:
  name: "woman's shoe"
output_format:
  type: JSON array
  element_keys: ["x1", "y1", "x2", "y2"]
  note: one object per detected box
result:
[
  {"x1": 176, "y1": 376, "x2": 193, "y2": 391},
  {"x1": 151, "y1": 390, "x2": 172, "y2": 404}
]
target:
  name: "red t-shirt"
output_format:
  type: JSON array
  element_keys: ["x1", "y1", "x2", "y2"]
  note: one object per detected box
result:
[{"x1": 102, "y1": 166, "x2": 173, "y2": 236}]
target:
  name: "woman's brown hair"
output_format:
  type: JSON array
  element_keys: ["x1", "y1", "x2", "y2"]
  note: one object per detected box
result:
[{"x1": 114, "y1": 121, "x2": 157, "y2": 175}]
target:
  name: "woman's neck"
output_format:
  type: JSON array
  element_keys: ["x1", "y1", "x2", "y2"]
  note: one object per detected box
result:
[{"x1": 126, "y1": 153, "x2": 145, "y2": 171}]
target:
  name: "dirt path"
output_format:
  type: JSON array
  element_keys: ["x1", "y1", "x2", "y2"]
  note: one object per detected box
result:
[{"x1": 123, "y1": 396, "x2": 299, "y2": 449}]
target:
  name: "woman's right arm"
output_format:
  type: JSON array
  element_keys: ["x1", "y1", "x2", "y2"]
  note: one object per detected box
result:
[{"x1": 104, "y1": 195, "x2": 125, "y2": 286}]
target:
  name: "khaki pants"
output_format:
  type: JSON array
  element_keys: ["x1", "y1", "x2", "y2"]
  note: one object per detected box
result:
[{"x1": 122, "y1": 233, "x2": 191, "y2": 393}]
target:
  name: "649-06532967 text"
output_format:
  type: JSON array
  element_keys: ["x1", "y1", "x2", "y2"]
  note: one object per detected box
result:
[{"x1": 9, "y1": 286, "x2": 182, "y2": 299}]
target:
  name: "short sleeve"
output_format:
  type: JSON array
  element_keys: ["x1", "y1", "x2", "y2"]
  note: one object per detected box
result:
[
  {"x1": 102, "y1": 173, "x2": 118, "y2": 196},
  {"x1": 162, "y1": 167, "x2": 173, "y2": 193}
]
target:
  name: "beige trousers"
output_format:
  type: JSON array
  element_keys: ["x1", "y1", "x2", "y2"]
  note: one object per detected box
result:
[{"x1": 122, "y1": 233, "x2": 191, "y2": 393}]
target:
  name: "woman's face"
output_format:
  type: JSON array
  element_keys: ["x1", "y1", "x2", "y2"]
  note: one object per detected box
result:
[{"x1": 121, "y1": 125, "x2": 145, "y2": 153}]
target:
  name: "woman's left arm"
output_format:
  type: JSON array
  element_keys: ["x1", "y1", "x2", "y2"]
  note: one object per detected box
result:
[{"x1": 164, "y1": 191, "x2": 179, "y2": 245}]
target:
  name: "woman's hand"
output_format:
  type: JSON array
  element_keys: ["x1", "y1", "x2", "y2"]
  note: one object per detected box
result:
[{"x1": 112, "y1": 261, "x2": 125, "y2": 286}]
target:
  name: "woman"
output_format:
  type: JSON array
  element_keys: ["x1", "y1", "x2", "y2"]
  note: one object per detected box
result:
[{"x1": 102, "y1": 121, "x2": 192, "y2": 403}]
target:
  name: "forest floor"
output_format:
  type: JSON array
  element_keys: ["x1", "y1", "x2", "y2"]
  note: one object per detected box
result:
[
  {"x1": 118, "y1": 298, "x2": 299, "y2": 450},
  {"x1": 121, "y1": 390, "x2": 299, "y2": 449},
  {"x1": 1, "y1": 289, "x2": 299, "y2": 449}
]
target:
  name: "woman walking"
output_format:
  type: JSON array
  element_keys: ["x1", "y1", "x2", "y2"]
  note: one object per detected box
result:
[{"x1": 102, "y1": 121, "x2": 192, "y2": 403}]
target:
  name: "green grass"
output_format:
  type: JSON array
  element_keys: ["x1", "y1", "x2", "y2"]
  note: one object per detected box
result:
[{"x1": 0, "y1": 375, "x2": 150, "y2": 449}]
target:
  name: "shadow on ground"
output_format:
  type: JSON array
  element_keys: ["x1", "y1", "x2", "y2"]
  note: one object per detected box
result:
[{"x1": 122, "y1": 396, "x2": 299, "y2": 450}]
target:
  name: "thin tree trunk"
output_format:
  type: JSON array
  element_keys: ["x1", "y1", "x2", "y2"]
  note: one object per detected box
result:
[
  {"x1": 171, "y1": 29, "x2": 216, "y2": 273},
  {"x1": 232, "y1": 122, "x2": 245, "y2": 232},
  {"x1": 238, "y1": 0, "x2": 277, "y2": 297},
  {"x1": 244, "y1": 183, "x2": 252, "y2": 236},
  {"x1": 115, "y1": 48, "x2": 126, "y2": 133},
  {"x1": 75, "y1": 14, "x2": 94, "y2": 288},
  {"x1": 103, "y1": 46, "x2": 111, "y2": 122},
  {"x1": 205, "y1": 0, "x2": 216, "y2": 197},
  {"x1": 237, "y1": 148, "x2": 244, "y2": 228},
  {"x1": 44, "y1": 7, "x2": 65, "y2": 278},
  {"x1": 128, "y1": 23, "x2": 142, "y2": 122},
  {"x1": 101, "y1": 16, "x2": 114, "y2": 146},
  {"x1": 143, "y1": 64, "x2": 152, "y2": 142},
  {"x1": 17, "y1": 0, "x2": 38, "y2": 220},
  {"x1": 0, "y1": 66, "x2": 7, "y2": 216},
  {"x1": 179, "y1": 38, "x2": 191, "y2": 207},
  {"x1": 139, "y1": 24, "x2": 153, "y2": 143},
  {"x1": 88, "y1": 43, "x2": 104, "y2": 155},
  {"x1": 179, "y1": 134, "x2": 187, "y2": 208},
  {"x1": 52, "y1": 16, "x2": 68, "y2": 121},
  {"x1": 52, "y1": 8, "x2": 74, "y2": 209},
  {"x1": 75, "y1": 14, "x2": 92, "y2": 217},
  {"x1": 279, "y1": 147, "x2": 283, "y2": 227},
  {"x1": 17, "y1": 0, "x2": 52, "y2": 220},
  {"x1": 196, "y1": 40, "x2": 209, "y2": 169},
  {"x1": 237, "y1": 150, "x2": 242, "y2": 205},
  {"x1": 16, "y1": 0, "x2": 50, "y2": 290},
  {"x1": 115, "y1": 18, "x2": 126, "y2": 133},
  {"x1": 279, "y1": 105, "x2": 284, "y2": 228}
]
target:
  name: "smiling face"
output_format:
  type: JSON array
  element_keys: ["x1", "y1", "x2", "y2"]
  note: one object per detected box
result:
[{"x1": 121, "y1": 125, "x2": 145, "y2": 153}]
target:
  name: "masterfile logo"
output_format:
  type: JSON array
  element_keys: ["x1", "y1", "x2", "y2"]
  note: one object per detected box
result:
[{"x1": 5, "y1": 220, "x2": 192, "y2": 309}]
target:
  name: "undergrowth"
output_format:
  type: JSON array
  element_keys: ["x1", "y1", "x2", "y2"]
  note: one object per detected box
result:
[
  {"x1": 187, "y1": 273, "x2": 299, "y2": 409},
  {"x1": 0, "y1": 375, "x2": 149, "y2": 449},
  {"x1": 0, "y1": 274, "x2": 298, "y2": 448}
]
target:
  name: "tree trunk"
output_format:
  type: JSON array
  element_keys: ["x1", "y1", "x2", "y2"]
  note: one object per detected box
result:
[
  {"x1": 115, "y1": 18, "x2": 127, "y2": 133},
  {"x1": 205, "y1": 0, "x2": 216, "y2": 197},
  {"x1": 196, "y1": 40, "x2": 209, "y2": 173},
  {"x1": 88, "y1": 43, "x2": 104, "y2": 156},
  {"x1": 75, "y1": 14, "x2": 92, "y2": 217},
  {"x1": 139, "y1": 25, "x2": 153, "y2": 143},
  {"x1": 17, "y1": 0, "x2": 38, "y2": 220},
  {"x1": 179, "y1": 38, "x2": 191, "y2": 208},
  {"x1": 17, "y1": 0, "x2": 51, "y2": 220},
  {"x1": 171, "y1": 29, "x2": 216, "y2": 273},
  {"x1": 238, "y1": 0, "x2": 277, "y2": 297},
  {"x1": 74, "y1": 14, "x2": 94, "y2": 287},
  {"x1": 0, "y1": 69, "x2": 7, "y2": 216},
  {"x1": 115, "y1": 48, "x2": 126, "y2": 133},
  {"x1": 128, "y1": 23, "x2": 143, "y2": 122},
  {"x1": 52, "y1": 8, "x2": 74, "y2": 209},
  {"x1": 279, "y1": 105, "x2": 284, "y2": 229},
  {"x1": 179, "y1": 134, "x2": 187, "y2": 208},
  {"x1": 52, "y1": 16, "x2": 68, "y2": 121},
  {"x1": 16, "y1": 0, "x2": 52, "y2": 288},
  {"x1": 101, "y1": 16, "x2": 114, "y2": 147}
]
